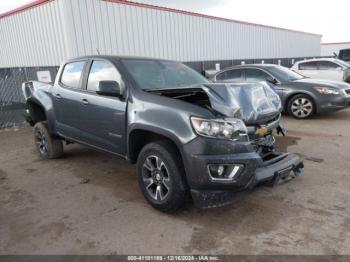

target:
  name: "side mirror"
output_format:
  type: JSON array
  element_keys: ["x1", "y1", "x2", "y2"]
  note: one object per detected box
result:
[
  {"x1": 266, "y1": 77, "x2": 278, "y2": 85},
  {"x1": 96, "y1": 81, "x2": 122, "y2": 97}
]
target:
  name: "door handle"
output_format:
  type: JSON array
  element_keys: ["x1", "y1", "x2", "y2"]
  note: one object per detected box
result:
[
  {"x1": 55, "y1": 93, "x2": 62, "y2": 99},
  {"x1": 82, "y1": 99, "x2": 89, "y2": 105}
]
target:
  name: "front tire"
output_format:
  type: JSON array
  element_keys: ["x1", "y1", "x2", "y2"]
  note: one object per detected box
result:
[
  {"x1": 287, "y1": 94, "x2": 315, "y2": 119},
  {"x1": 136, "y1": 141, "x2": 189, "y2": 213},
  {"x1": 33, "y1": 122, "x2": 64, "y2": 159}
]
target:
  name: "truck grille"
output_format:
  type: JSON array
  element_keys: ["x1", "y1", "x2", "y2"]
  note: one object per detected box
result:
[{"x1": 345, "y1": 89, "x2": 350, "y2": 95}]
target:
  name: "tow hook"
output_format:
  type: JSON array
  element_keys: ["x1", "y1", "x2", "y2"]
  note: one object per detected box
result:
[
  {"x1": 268, "y1": 163, "x2": 304, "y2": 187},
  {"x1": 276, "y1": 124, "x2": 286, "y2": 136}
]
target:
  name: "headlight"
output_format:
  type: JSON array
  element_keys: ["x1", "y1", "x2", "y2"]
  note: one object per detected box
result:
[
  {"x1": 191, "y1": 117, "x2": 248, "y2": 140},
  {"x1": 314, "y1": 87, "x2": 340, "y2": 95}
]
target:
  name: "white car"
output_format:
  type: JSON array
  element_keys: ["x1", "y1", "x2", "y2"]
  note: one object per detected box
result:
[{"x1": 291, "y1": 58, "x2": 350, "y2": 83}]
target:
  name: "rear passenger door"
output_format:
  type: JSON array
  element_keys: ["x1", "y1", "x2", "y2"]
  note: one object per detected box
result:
[
  {"x1": 52, "y1": 60, "x2": 87, "y2": 139},
  {"x1": 78, "y1": 59, "x2": 127, "y2": 155}
]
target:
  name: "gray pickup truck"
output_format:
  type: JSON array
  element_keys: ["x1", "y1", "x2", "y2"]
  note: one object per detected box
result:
[{"x1": 22, "y1": 56, "x2": 304, "y2": 213}]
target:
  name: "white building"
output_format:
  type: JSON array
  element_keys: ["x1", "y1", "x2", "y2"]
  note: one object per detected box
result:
[
  {"x1": 321, "y1": 42, "x2": 350, "y2": 56},
  {"x1": 0, "y1": 0, "x2": 322, "y2": 68}
]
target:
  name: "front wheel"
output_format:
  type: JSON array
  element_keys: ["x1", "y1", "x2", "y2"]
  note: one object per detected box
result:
[
  {"x1": 287, "y1": 94, "x2": 315, "y2": 119},
  {"x1": 33, "y1": 122, "x2": 64, "y2": 159},
  {"x1": 136, "y1": 141, "x2": 189, "y2": 213}
]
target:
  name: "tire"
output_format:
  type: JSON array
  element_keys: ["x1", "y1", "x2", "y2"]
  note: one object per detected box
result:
[
  {"x1": 287, "y1": 94, "x2": 315, "y2": 119},
  {"x1": 33, "y1": 122, "x2": 64, "y2": 159},
  {"x1": 136, "y1": 140, "x2": 189, "y2": 213}
]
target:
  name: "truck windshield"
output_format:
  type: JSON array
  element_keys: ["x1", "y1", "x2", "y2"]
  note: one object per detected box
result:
[
  {"x1": 121, "y1": 59, "x2": 209, "y2": 90},
  {"x1": 340, "y1": 49, "x2": 350, "y2": 61},
  {"x1": 267, "y1": 66, "x2": 305, "y2": 82}
]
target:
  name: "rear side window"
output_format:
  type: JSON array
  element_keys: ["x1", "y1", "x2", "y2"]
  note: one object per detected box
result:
[
  {"x1": 60, "y1": 62, "x2": 85, "y2": 88},
  {"x1": 299, "y1": 61, "x2": 317, "y2": 70},
  {"x1": 216, "y1": 69, "x2": 243, "y2": 81},
  {"x1": 318, "y1": 61, "x2": 339, "y2": 70},
  {"x1": 245, "y1": 68, "x2": 270, "y2": 82},
  {"x1": 87, "y1": 60, "x2": 122, "y2": 92}
]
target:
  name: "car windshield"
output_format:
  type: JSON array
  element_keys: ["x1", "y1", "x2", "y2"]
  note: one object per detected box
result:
[
  {"x1": 267, "y1": 66, "x2": 305, "y2": 82},
  {"x1": 121, "y1": 59, "x2": 209, "y2": 90},
  {"x1": 335, "y1": 59, "x2": 350, "y2": 69}
]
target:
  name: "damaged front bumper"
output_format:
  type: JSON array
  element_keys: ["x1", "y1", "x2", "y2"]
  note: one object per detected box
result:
[{"x1": 182, "y1": 137, "x2": 304, "y2": 209}]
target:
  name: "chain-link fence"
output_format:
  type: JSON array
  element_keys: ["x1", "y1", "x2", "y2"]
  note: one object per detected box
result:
[{"x1": 0, "y1": 67, "x2": 59, "y2": 129}]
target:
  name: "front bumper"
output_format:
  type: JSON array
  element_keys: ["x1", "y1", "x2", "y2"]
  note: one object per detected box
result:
[
  {"x1": 317, "y1": 93, "x2": 350, "y2": 113},
  {"x1": 182, "y1": 137, "x2": 304, "y2": 208}
]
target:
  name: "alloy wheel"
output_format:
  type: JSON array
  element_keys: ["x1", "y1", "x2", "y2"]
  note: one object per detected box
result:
[
  {"x1": 142, "y1": 155, "x2": 171, "y2": 202},
  {"x1": 291, "y1": 97, "x2": 313, "y2": 118},
  {"x1": 35, "y1": 129, "x2": 48, "y2": 156}
]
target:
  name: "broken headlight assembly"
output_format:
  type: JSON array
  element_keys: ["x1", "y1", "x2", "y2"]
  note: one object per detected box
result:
[
  {"x1": 314, "y1": 86, "x2": 340, "y2": 95},
  {"x1": 190, "y1": 117, "x2": 248, "y2": 141}
]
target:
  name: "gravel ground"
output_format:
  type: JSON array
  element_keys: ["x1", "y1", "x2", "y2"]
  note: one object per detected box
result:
[{"x1": 0, "y1": 110, "x2": 350, "y2": 255}]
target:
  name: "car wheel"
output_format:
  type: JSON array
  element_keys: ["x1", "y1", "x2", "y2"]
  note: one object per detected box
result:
[
  {"x1": 137, "y1": 140, "x2": 189, "y2": 213},
  {"x1": 287, "y1": 94, "x2": 315, "y2": 119},
  {"x1": 33, "y1": 122, "x2": 64, "y2": 159}
]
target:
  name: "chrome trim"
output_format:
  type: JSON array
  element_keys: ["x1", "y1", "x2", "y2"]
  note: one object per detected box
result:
[
  {"x1": 207, "y1": 164, "x2": 243, "y2": 182},
  {"x1": 108, "y1": 132, "x2": 122, "y2": 138},
  {"x1": 246, "y1": 114, "x2": 281, "y2": 134}
]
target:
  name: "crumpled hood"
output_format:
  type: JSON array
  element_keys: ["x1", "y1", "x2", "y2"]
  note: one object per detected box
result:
[
  {"x1": 294, "y1": 78, "x2": 350, "y2": 90},
  {"x1": 201, "y1": 82, "x2": 282, "y2": 124}
]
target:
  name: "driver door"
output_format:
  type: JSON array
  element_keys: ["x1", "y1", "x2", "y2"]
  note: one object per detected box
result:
[{"x1": 78, "y1": 59, "x2": 127, "y2": 155}]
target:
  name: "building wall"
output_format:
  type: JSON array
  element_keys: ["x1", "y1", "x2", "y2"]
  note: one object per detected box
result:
[
  {"x1": 321, "y1": 42, "x2": 350, "y2": 56},
  {"x1": 0, "y1": 0, "x2": 321, "y2": 68},
  {"x1": 0, "y1": 0, "x2": 69, "y2": 68}
]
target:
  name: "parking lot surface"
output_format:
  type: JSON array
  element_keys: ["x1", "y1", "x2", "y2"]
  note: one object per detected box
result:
[{"x1": 1, "y1": 110, "x2": 350, "y2": 255}]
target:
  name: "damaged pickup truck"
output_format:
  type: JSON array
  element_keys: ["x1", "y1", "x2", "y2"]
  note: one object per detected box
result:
[{"x1": 22, "y1": 56, "x2": 304, "y2": 213}]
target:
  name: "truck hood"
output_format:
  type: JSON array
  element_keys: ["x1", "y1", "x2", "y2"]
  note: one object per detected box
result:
[{"x1": 147, "y1": 82, "x2": 282, "y2": 124}]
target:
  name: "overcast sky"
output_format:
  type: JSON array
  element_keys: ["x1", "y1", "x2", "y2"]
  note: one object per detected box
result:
[{"x1": 1, "y1": 0, "x2": 349, "y2": 43}]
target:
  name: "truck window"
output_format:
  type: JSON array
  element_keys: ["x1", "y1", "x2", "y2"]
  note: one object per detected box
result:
[
  {"x1": 60, "y1": 62, "x2": 85, "y2": 88},
  {"x1": 298, "y1": 61, "x2": 317, "y2": 70},
  {"x1": 339, "y1": 49, "x2": 350, "y2": 60},
  {"x1": 87, "y1": 60, "x2": 122, "y2": 92}
]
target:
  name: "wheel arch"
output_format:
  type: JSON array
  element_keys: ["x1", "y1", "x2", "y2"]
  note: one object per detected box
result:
[
  {"x1": 127, "y1": 126, "x2": 185, "y2": 165},
  {"x1": 26, "y1": 99, "x2": 47, "y2": 125},
  {"x1": 285, "y1": 92, "x2": 318, "y2": 113}
]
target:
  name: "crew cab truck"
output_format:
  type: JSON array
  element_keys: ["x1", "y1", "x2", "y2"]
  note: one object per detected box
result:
[{"x1": 22, "y1": 56, "x2": 304, "y2": 213}]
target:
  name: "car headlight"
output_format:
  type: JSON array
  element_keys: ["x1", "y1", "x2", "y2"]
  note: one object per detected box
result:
[
  {"x1": 191, "y1": 117, "x2": 248, "y2": 141},
  {"x1": 314, "y1": 87, "x2": 340, "y2": 95}
]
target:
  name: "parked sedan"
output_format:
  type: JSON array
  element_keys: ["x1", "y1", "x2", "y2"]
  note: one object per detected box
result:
[
  {"x1": 211, "y1": 64, "x2": 350, "y2": 119},
  {"x1": 291, "y1": 58, "x2": 350, "y2": 83}
]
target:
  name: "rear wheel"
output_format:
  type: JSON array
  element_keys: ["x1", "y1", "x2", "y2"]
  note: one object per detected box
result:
[
  {"x1": 33, "y1": 122, "x2": 64, "y2": 159},
  {"x1": 287, "y1": 94, "x2": 315, "y2": 119},
  {"x1": 136, "y1": 141, "x2": 189, "y2": 213}
]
